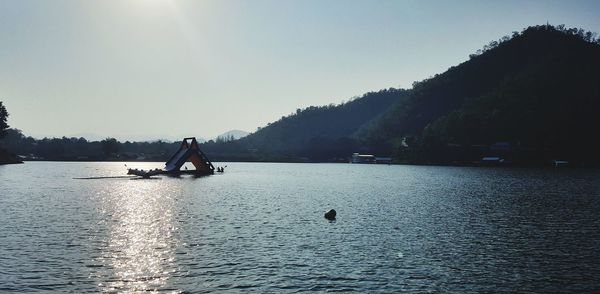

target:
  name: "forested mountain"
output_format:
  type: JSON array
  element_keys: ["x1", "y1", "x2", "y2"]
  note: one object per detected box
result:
[
  {"x1": 245, "y1": 88, "x2": 408, "y2": 152},
  {"x1": 201, "y1": 88, "x2": 409, "y2": 161},
  {"x1": 203, "y1": 24, "x2": 600, "y2": 165},
  {"x1": 358, "y1": 25, "x2": 600, "y2": 166}
]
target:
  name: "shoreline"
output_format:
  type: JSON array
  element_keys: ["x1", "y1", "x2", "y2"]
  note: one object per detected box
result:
[
  {"x1": 16, "y1": 159, "x2": 598, "y2": 169},
  {"x1": 0, "y1": 148, "x2": 23, "y2": 165}
]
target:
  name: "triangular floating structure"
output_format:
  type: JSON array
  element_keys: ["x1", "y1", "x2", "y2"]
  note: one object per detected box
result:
[
  {"x1": 164, "y1": 137, "x2": 215, "y2": 175},
  {"x1": 126, "y1": 137, "x2": 215, "y2": 178}
]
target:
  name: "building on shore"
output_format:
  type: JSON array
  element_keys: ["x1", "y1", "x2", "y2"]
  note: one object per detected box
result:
[{"x1": 350, "y1": 153, "x2": 392, "y2": 164}]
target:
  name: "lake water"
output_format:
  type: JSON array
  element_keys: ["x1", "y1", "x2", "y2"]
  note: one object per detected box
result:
[{"x1": 1, "y1": 162, "x2": 600, "y2": 293}]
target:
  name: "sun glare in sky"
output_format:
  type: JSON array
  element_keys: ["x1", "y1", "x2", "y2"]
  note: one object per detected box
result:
[{"x1": 132, "y1": 0, "x2": 175, "y2": 10}]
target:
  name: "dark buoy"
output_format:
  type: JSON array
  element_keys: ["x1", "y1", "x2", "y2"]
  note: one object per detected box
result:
[{"x1": 324, "y1": 209, "x2": 336, "y2": 220}]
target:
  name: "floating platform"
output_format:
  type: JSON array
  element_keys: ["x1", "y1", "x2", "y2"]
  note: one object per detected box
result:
[{"x1": 127, "y1": 137, "x2": 215, "y2": 178}]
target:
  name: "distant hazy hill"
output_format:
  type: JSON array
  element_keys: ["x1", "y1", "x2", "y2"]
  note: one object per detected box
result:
[
  {"x1": 215, "y1": 130, "x2": 249, "y2": 141},
  {"x1": 359, "y1": 25, "x2": 600, "y2": 165}
]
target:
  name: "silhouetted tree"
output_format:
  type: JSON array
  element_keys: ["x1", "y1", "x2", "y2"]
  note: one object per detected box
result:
[
  {"x1": 101, "y1": 138, "x2": 119, "y2": 157},
  {"x1": 0, "y1": 101, "x2": 9, "y2": 138}
]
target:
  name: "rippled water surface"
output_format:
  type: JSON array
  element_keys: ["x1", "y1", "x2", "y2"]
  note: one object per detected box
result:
[{"x1": 1, "y1": 162, "x2": 600, "y2": 292}]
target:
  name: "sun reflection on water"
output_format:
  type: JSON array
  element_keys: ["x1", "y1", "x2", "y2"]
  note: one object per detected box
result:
[{"x1": 95, "y1": 179, "x2": 181, "y2": 292}]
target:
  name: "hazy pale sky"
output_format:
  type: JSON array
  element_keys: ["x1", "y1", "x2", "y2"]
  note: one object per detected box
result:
[{"x1": 1, "y1": 0, "x2": 599, "y2": 141}]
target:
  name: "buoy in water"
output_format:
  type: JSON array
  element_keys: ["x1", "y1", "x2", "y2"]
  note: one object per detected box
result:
[{"x1": 324, "y1": 209, "x2": 336, "y2": 220}]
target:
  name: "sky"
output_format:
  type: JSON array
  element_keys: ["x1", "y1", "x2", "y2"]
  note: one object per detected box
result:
[{"x1": 1, "y1": 0, "x2": 599, "y2": 141}]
